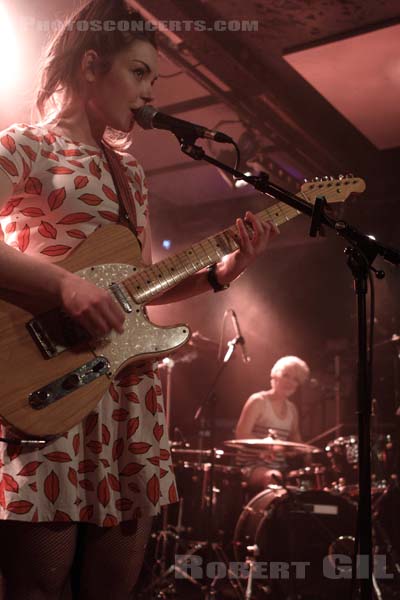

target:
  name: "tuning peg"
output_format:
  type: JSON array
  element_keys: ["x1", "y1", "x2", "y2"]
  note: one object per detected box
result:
[
  {"x1": 313, "y1": 176, "x2": 321, "y2": 181},
  {"x1": 338, "y1": 174, "x2": 344, "y2": 180}
]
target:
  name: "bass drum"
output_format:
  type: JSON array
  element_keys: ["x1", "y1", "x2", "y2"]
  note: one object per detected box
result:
[{"x1": 233, "y1": 487, "x2": 356, "y2": 599}]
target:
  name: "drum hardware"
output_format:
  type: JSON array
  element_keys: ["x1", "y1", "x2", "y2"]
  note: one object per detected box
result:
[
  {"x1": 325, "y1": 433, "x2": 398, "y2": 491},
  {"x1": 306, "y1": 422, "x2": 347, "y2": 447},
  {"x1": 146, "y1": 328, "x2": 400, "y2": 599},
  {"x1": 142, "y1": 538, "x2": 208, "y2": 598},
  {"x1": 243, "y1": 543, "x2": 260, "y2": 600},
  {"x1": 286, "y1": 465, "x2": 328, "y2": 491},
  {"x1": 143, "y1": 439, "x2": 400, "y2": 599}
]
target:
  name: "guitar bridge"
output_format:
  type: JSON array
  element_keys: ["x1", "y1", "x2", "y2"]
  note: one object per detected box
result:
[
  {"x1": 27, "y1": 309, "x2": 90, "y2": 358},
  {"x1": 28, "y1": 357, "x2": 111, "y2": 409}
]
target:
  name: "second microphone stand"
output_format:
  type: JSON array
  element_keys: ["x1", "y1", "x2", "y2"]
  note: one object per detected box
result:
[{"x1": 194, "y1": 335, "x2": 246, "y2": 600}]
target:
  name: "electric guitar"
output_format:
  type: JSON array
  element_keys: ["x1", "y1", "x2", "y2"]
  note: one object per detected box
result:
[{"x1": 0, "y1": 176, "x2": 365, "y2": 437}]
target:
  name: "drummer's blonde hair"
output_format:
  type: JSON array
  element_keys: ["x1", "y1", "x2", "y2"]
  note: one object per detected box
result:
[{"x1": 270, "y1": 356, "x2": 310, "y2": 385}]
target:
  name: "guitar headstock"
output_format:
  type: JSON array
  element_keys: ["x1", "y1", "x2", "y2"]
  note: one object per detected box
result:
[{"x1": 300, "y1": 175, "x2": 366, "y2": 205}]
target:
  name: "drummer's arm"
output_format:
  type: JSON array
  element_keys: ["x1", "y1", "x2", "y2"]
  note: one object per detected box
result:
[
  {"x1": 235, "y1": 394, "x2": 261, "y2": 439},
  {"x1": 290, "y1": 405, "x2": 302, "y2": 442}
]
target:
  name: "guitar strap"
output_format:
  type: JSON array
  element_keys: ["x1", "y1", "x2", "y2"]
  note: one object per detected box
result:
[{"x1": 101, "y1": 143, "x2": 139, "y2": 240}]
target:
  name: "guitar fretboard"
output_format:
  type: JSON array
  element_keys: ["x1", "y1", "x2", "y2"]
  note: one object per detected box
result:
[{"x1": 121, "y1": 199, "x2": 301, "y2": 304}]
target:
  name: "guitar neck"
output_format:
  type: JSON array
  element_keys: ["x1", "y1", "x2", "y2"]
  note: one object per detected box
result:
[{"x1": 123, "y1": 199, "x2": 301, "y2": 304}]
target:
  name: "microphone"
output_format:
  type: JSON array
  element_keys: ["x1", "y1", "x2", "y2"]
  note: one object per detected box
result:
[
  {"x1": 134, "y1": 105, "x2": 233, "y2": 143},
  {"x1": 230, "y1": 309, "x2": 251, "y2": 363}
]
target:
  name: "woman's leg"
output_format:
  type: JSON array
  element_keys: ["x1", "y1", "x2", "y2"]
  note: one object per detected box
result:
[
  {"x1": 78, "y1": 516, "x2": 153, "y2": 600},
  {"x1": 0, "y1": 521, "x2": 78, "y2": 600}
]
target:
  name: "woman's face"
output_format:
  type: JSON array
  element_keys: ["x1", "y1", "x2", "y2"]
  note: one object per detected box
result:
[
  {"x1": 87, "y1": 39, "x2": 158, "y2": 133},
  {"x1": 271, "y1": 369, "x2": 300, "y2": 397}
]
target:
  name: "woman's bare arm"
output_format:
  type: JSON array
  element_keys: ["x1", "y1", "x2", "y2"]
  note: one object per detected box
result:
[
  {"x1": 0, "y1": 171, "x2": 125, "y2": 338},
  {"x1": 235, "y1": 394, "x2": 262, "y2": 439}
]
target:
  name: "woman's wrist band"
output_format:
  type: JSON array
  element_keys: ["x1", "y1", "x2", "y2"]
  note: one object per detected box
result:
[{"x1": 207, "y1": 263, "x2": 230, "y2": 293}]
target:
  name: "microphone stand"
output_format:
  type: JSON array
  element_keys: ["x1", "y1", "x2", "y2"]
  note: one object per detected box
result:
[
  {"x1": 174, "y1": 130, "x2": 400, "y2": 600},
  {"x1": 194, "y1": 336, "x2": 244, "y2": 599}
]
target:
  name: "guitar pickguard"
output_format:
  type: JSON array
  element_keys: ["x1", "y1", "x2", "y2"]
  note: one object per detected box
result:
[{"x1": 76, "y1": 262, "x2": 190, "y2": 373}]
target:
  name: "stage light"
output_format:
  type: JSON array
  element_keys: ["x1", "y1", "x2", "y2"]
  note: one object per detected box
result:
[{"x1": 0, "y1": 2, "x2": 21, "y2": 91}]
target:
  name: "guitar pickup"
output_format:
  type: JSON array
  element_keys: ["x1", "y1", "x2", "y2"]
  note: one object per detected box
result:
[{"x1": 28, "y1": 357, "x2": 111, "y2": 409}]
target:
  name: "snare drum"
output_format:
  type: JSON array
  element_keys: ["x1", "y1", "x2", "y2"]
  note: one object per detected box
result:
[{"x1": 233, "y1": 486, "x2": 356, "y2": 598}]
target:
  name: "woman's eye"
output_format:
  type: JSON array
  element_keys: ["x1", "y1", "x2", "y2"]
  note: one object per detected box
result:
[{"x1": 132, "y1": 69, "x2": 145, "y2": 80}]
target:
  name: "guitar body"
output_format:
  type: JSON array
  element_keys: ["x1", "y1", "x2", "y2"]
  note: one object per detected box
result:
[{"x1": 0, "y1": 225, "x2": 190, "y2": 437}]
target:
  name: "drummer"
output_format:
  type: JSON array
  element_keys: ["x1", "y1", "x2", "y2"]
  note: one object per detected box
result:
[{"x1": 235, "y1": 355, "x2": 310, "y2": 490}]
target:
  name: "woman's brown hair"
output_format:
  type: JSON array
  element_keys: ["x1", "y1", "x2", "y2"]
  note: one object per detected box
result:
[{"x1": 36, "y1": 0, "x2": 157, "y2": 149}]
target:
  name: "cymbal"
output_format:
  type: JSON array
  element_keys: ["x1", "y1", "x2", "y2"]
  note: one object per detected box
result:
[
  {"x1": 171, "y1": 448, "x2": 213, "y2": 456},
  {"x1": 224, "y1": 437, "x2": 320, "y2": 456},
  {"x1": 171, "y1": 447, "x2": 235, "y2": 457}
]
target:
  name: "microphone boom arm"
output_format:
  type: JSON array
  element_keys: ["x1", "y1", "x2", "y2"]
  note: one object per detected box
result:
[{"x1": 179, "y1": 140, "x2": 400, "y2": 267}]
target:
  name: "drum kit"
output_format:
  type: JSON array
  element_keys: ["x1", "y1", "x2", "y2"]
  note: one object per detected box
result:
[
  {"x1": 139, "y1": 331, "x2": 400, "y2": 597},
  {"x1": 146, "y1": 433, "x2": 400, "y2": 599}
]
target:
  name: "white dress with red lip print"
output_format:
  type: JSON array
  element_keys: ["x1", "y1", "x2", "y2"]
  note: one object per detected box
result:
[{"x1": 0, "y1": 123, "x2": 178, "y2": 526}]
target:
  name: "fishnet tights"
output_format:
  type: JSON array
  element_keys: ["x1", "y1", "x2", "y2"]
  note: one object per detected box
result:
[{"x1": 0, "y1": 516, "x2": 153, "y2": 600}]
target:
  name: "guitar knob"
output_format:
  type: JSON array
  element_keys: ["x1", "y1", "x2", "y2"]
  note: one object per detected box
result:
[
  {"x1": 92, "y1": 358, "x2": 107, "y2": 373},
  {"x1": 62, "y1": 374, "x2": 81, "y2": 390}
]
